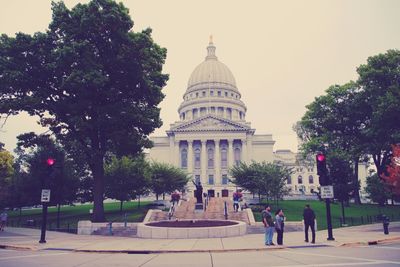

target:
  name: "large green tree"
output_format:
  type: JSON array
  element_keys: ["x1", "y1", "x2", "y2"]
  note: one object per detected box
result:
[
  {"x1": 295, "y1": 82, "x2": 365, "y2": 204},
  {"x1": 356, "y1": 50, "x2": 400, "y2": 176},
  {"x1": 0, "y1": 0, "x2": 168, "y2": 221}
]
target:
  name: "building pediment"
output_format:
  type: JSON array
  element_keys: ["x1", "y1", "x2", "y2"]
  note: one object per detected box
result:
[{"x1": 168, "y1": 115, "x2": 251, "y2": 133}]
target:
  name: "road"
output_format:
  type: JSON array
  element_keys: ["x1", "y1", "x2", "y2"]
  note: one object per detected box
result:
[{"x1": 1, "y1": 242, "x2": 400, "y2": 267}]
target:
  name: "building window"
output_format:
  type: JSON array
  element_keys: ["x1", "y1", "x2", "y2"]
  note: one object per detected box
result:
[
  {"x1": 210, "y1": 90, "x2": 214, "y2": 96},
  {"x1": 222, "y1": 175, "x2": 229, "y2": 185},
  {"x1": 225, "y1": 91, "x2": 228, "y2": 97},
  {"x1": 298, "y1": 175, "x2": 303, "y2": 184},
  {"x1": 234, "y1": 147, "x2": 241, "y2": 166},
  {"x1": 231, "y1": 93, "x2": 234, "y2": 97},
  {"x1": 309, "y1": 175, "x2": 314, "y2": 184},
  {"x1": 195, "y1": 175, "x2": 200, "y2": 184},
  {"x1": 287, "y1": 176, "x2": 292, "y2": 184},
  {"x1": 218, "y1": 91, "x2": 221, "y2": 96},
  {"x1": 208, "y1": 175, "x2": 214, "y2": 185},
  {"x1": 181, "y1": 148, "x2": 187, "y2": 168},
  {"x1": 196, "y1": 92, "x2": 199, "y2": 98},
  {"x1": 202, "y1": 91, "x2": 206, "y2": 97},
  {"x1": 208, "y1": 148, "x2": 214, "y2": 169},
  {"x1": 221, "y1": 148, "x2": 227, "y2": 168},
  {"x1": 194, "y1": 148, "x2": 201, "y2": 169}
]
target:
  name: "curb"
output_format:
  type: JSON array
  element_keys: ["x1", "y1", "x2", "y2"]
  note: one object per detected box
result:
[
  {"x1": 0, "y1": 244, "x2": 35, "y2": 251},
  {"x1": 339, "y1": 236, "x2": 400, "y2": 247}
]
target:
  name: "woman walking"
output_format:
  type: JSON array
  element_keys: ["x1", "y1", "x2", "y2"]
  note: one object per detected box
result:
[{"x1": 275, "y1": 209, "x2": 285, "y2": 245}]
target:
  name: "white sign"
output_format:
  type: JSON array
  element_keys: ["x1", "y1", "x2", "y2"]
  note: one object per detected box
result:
[
  {"x1": 41, "y1": 189, "x2": 51, "y2": 202},
  {"x1": 320, "y1": 186, "x2": 334, "y2": 199}
]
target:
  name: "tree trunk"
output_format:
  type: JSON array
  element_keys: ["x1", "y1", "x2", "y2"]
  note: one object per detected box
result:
[
  {"x1": 91, "y1": 154, "x2": 106, "y2": 222},
  {"x1": 57, "y1": 204, "x2": 61, "y2": 229},
  {"x1": 120, "y1": 200, "x2": 123, "y2": 213},
  {"x1": 353, "y1": 158, "x2": 361, "y2": 205},
  {"x1": 163, "y1": 193, "x2": 165, "y2": 200},
  {"x1": 156, "y1": 194, "x2": 159, "y2": 201},
  {"x1": 341, "y1": 200, "x2": 346, "y2": 225},
  {"x1": 138, "y1": 195, "x2": 141, "y2": 208}
]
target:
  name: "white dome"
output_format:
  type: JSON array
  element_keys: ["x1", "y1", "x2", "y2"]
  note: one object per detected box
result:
[{"x1": 186, "y1": 41, "x2": 237, "y2": 91}]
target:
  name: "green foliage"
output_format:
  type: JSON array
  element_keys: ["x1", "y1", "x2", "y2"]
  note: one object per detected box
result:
[
  {"x1": 0, "y1": 0, "x2": 168, "y2": 221},
  {"x1": 105, "y1": 155, "x2": 150, "y2": 211},
  {"x1": 149, "y1": 162, "x2": 189, "y2": 200},
  {"x1": 0, "y1": 148, "x2": 14, "y2": 209},
  {"x1": 365, "y1": 173, "x2": 391, "y2": 206},
  {"x1": 230, "y1": 161, "x2": 291, "y2": 201}
]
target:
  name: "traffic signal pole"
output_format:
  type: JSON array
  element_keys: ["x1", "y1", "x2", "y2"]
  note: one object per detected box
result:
[
  {"x1": 316, "y1": 152, "x2": 335, "y2": 241},
  {"x1": 325, "y1": 198, "x2": 335, "y2": 241},
  {"x1": 39, "y1": 203, "x2": 48, "y2": 243}
]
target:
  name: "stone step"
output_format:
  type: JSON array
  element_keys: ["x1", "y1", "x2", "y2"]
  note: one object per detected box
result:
[{"x1": 92, "y1": 226, "x2": 137, "y2": 237}]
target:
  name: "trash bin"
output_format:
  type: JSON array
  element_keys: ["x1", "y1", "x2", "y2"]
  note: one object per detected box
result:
[{"x1": 382, "y1": 215, "x2": 389, "y2": 235}]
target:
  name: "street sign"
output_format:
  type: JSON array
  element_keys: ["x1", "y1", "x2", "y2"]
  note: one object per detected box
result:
[
  {"x1": 320, "y1": 186, "x2": 334, "y2": 199},
  {"x1": 41, "y1": 189, "x2": 51, "y2": 202}
]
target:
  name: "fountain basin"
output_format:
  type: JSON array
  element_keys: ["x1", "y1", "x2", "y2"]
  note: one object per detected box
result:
[{"x1": 137, "y1": 219, "x2": 247, "y2": 239}]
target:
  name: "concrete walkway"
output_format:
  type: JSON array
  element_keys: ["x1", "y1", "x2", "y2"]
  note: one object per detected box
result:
[{"x1": 0, "y1": 222, "x2": 399, "y2": 254}]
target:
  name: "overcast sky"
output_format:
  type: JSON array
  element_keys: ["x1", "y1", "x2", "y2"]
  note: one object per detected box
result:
[{"x1": 1, "y1": 0, "x2": 399, "y2": 153}]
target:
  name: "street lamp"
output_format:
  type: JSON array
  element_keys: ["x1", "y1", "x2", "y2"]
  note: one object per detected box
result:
[{"x1": 39, "y1": 157, "x2": 55, "y2": 244}]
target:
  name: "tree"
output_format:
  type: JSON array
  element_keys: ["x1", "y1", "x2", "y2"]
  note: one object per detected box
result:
[
  {"x1": 149, "y1": 162, "x2": 189, "y2": 200},
  {"x1": 230, "y1": 161, "x2": 291, "y2": 203},
  {"x1": 0, "y1": 147, "x2": 14, "y2": 209},
  {"x1": 365, "y1": 173, "x2": 390, "y2": 206},
  {"x1": 14, "y1": 133, "x2": 80, "y2": 228},
  {"x1": 105, "y1": 155, "x2": 150, "y2": 212},
  {"x1": 357, "y1": 50, "x2": 400, "y2": 176},
  {"x1": 382, "y1": 144, "x2": 400, "y2": 203},
  {"x1": 0, "y1": 0, "x2": 168, "y2": 221},
  {"x1": 295, "y1": 82, "x2": 365, "y2": 204},
  {"x1": 326, "y1": 150, "x2": 355, "y2": 223}
]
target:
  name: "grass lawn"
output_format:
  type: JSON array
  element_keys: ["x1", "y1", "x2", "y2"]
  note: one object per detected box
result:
[
  {"x1": 251, "y1": 200, "x2": 400, "y2": 230},
  {"x1": 7, "y1": 200, "x2": 151, "y2": 230}
]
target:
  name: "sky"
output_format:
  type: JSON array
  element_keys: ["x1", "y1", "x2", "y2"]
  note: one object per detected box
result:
[{"x1": 1, "y1": 0, "x2": 400, "y2": 153}]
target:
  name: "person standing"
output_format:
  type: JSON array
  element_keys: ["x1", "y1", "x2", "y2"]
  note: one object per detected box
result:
[
  {"x1": 303, "y1": 204, "x2": 316, "y2": 243},
  {"x1": 275, "y1": 209, "x2": 285, "y2": 245},
  {"x1": 262, "y1": 205, "x2": 275, "y2": 246},
  {"x1": 233, "y1": 191, "x2": 240, "y2": 212},
  {"x1": 0, "y1": 210, "x2": 8, "y2": 231}
]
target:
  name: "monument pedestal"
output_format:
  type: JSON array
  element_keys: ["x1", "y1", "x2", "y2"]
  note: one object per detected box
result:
[{"x1": 194, "y1": 203, "x2": 204, "y2": 212}]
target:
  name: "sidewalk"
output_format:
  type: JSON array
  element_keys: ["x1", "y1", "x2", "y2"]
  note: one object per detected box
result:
[{"x1": 0, "y1": 222, "x2": 399, "y2": 254}]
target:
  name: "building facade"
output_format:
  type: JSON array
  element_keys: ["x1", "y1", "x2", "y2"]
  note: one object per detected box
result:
[{"x1": 148, "y1": 39, "x2": 367, "y2": 198}]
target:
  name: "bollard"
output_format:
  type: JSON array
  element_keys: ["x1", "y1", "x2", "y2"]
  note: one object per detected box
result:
[
  {"x1": 382, "y1": 215, "x2": 389, "y2": 235},
  {"x1": 124, "y1": 213, "x2": 127, "y2": 228},
  {"x1": 108, "y1": 222, "x2": 113, "y2": 235}
]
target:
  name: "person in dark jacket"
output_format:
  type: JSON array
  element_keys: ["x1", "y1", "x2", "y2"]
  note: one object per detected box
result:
[
  {"x1": 303, "y1": 204, "x2": 316, "y2": 243},
  {"x1": 275, "y1": 209, "x2": 285, "y2": 245}
]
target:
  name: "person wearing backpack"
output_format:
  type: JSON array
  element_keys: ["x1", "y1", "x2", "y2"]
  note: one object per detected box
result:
[
  {"x1": 275, "y1": 209, "x2": 285, "y2": 245},
  {"x1": 262, "y1": 204, "x2": 275, "y2": 246}
]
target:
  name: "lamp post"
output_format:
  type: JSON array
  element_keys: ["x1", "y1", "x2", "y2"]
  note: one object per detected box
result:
[{"x1": 39, "y1": 157, "x2": 55, "y2": 244}]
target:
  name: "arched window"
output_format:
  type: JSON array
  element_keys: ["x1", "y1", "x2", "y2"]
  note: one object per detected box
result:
[
  {"x1": 181, "y1": 148, "x2": 187, "y2": 168},
  {"x1": 194, "y1": 148, "x2": 201, "y2": 169},
  {"x1": 208, "y1": 148, "x2": 214, "y2": 169},
  {"x1": 287, "y1": 176, "x2": 292, "y2": 184},
  {"x1": 221, "y1": 148, "x2": 227, "y2": 168},
  {"x1": 298, "y1": 175, "x2": 303, "y2": 184},
  {"x1": 309, "y1": 175, "x2": 314, "y2": 184},
  {"x1": 234, "y1": 147, "x2": 241, "y2": 166}
]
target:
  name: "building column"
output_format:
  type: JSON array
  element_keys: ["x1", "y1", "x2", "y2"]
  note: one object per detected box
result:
[
  {"x1": 187, "y1": 140, "x2": 193, "y2": 175},
  {"x1": 174, "y1": 140, "x2": 180, "y2": 166},
  {"x1": 215, "y1": 139, "x2": 221, "y2": 185},
  {"x1": 241, "y1": 138, "x2": 248, "y2": 163},
  {"x1": 228, "y1": 139, "x2": 234, "y2": 168},
  {"x1": 201, "y1": 139, "x2": 207, "y2": 184}
]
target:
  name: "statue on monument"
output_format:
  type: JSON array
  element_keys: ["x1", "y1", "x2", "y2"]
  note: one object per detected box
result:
[{"x1": 192, "y1": 180, "x2": 203, "y2": 204}]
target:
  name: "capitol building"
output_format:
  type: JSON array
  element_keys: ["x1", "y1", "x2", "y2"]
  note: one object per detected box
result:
[{"x1": 148, "y1": 39, "x2": 367, "y2": 198}]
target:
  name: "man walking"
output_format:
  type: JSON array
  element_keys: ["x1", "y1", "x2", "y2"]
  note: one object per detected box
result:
[
  {"x1": 0, "y1": 210, "x2": 8, "y2": 232},
  {"x1": 262, "y1": 205, "x2": 274, "y2": 246},
  {"x1": 303, "y1": 204, "x2": 316, "y2": 243}
]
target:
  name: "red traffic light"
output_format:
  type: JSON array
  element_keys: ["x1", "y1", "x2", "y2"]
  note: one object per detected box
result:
[
  {"x1": 317, "y1": 154, "x2": 326, "y2": 162},
  {"x1": 46, "y1": 158, "x2": 55, "y2": 166}
]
